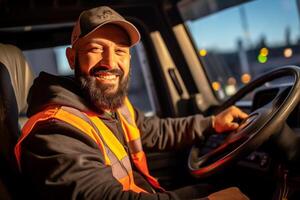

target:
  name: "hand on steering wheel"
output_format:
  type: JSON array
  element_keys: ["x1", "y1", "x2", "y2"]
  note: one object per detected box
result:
[{"x1": 212, "y1": 106, "x2": 248, "y2": 133}]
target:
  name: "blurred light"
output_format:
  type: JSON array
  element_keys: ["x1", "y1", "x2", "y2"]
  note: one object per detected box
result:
[
  {"x1": 212, "y1": 81, "x2": 221, "y2": 91},
  {"x1": 227, "y1": 77, "x2": 236, "y2": 85},
  {"x1": 241, "y1": 73, "x2": 251, "y2": 84},
  {"x1": 260, "y1": 47, "x2": 269, "y2": 56},
  {"x1": 258, "y1": 54, "x2": 268, "y2": 63},
  {"x1": 284, "y1": 48, "x2": 293, "y2": 58},
  {"x1": 225, "y1": 85, "x2": 236, "y2": 96},
  {"x1": 199, "y1": 49, "x2": 207, "y2": 57}
]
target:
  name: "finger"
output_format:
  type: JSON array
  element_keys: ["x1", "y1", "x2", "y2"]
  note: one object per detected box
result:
[
  {"x1": 226, "y1": 122, "x2": 239, "y2": 131},
  {"x1": 231, "y1": 107, "x2": 248, "y2": 119},
  {"x1": 237, "y1": 111, "x2": 248, "y2": 119}
]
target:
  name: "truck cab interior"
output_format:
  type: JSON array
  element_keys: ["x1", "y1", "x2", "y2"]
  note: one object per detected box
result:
[{"x1": 1, "y1": 0, "x2": 300, "y2": 199}]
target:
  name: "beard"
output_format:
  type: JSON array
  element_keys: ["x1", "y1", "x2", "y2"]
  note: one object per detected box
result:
[{"x1": 74, "y1": 58, "x2": 130, "y2": 111}]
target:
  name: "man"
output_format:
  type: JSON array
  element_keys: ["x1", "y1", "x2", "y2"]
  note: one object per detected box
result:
[{"x1": 15, "y1": 6, "x2": 249, "y2": 200}]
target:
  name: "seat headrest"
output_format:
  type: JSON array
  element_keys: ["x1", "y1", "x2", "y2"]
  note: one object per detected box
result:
[{"x1": 0, "y1": 44, "x2": 34, "y2": 114}]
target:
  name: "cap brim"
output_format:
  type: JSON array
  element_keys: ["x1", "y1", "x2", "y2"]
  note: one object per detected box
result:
[{"x1": 81, "y1": 20, "x2": 140, "y2": 47}]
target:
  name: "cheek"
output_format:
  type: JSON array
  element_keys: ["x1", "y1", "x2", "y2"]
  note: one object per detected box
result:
[
  {"x1": 118, "y1": 56, "x2": 130, "y2": 75},
  {"x1": 79, "y1": 53, "x2": 102, "y2": 74}
]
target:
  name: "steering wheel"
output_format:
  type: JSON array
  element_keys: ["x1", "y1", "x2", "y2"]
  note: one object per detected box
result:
[{"x1": 188, "y1": 66, "x2": 300, "y2": 178}]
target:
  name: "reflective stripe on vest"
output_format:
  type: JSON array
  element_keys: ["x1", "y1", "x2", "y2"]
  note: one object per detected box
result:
[
  {"x1": 118, "y1": 98, "x2": 164, "y2": 191},
  {"x1": 15, "y1": 99, "x2": 164, "y2": 193}
]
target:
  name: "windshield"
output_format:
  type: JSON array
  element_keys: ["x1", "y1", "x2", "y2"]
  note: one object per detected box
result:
[{"x1": 178, "y1": 0, "x2": 300, "y2": 99}]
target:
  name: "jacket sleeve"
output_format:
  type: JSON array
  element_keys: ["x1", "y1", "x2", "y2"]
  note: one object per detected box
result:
[
  {"x1": 135, "y1": 109, "x2": 214, "y2": 151},
  {"x1": 20, "y1": 119, "x2": 180, "y2": 200}
]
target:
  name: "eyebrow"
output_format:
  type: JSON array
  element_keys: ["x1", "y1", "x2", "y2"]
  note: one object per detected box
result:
[{"x1": 88, "y1": 39, "x2": 130, "y2": 47}]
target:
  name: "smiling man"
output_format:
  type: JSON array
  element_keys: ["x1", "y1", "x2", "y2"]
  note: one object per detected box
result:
[
  {"x1": 15, "y1": 6, "x2": 249, "y2": 200},
  {"x1": 69, "y1": 24, "x2": 132, "y2": 111}
]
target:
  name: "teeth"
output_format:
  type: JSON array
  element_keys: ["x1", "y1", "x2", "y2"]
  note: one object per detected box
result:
[{"x1": 98, "y1": 75, "x2": 117, "y2": 80}]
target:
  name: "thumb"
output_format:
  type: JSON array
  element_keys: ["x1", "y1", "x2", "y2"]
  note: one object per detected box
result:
[
  {"x1": 227, "y1": 122, "x2": 239, "y2": 130},
  {"x1": 216, "y1": 122, "x2": 239, "y2": 133}
]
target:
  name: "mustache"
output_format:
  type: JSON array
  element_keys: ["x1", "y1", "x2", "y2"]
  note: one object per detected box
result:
[{"x1": 90, "y1": 66, "x2": 123, "y2": 76}]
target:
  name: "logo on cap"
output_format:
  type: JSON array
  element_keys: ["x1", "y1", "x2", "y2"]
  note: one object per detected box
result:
[{"x1": 96, "y1": 10, "x2": 114, "y2": 20}]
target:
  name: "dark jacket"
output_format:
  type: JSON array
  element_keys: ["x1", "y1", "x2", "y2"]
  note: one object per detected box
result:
[{"x1": 20, "y1": 72, "x2": 213, "y2": 200}]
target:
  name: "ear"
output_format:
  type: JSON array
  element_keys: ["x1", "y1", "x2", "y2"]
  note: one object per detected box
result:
[{"x1": 66, "y1": 47, "x2": 75, "y2": 70}]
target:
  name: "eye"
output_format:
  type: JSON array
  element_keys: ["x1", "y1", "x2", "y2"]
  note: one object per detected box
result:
[
  {"x1": 115, "y1": 49, "x2": 128, "y2": 55},
  {"x1": 89, "y1": 47, "x2": 103, "y2": 53}
]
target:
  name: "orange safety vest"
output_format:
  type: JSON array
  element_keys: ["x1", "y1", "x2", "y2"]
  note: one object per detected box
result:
[{"x1": 15, "y1": 98, "x2": 164, "y2": 193}]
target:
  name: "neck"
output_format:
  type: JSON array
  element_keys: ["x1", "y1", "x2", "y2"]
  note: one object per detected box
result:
[{"x1": 104, "y1": 109, "x2": 113, "y2": 113}]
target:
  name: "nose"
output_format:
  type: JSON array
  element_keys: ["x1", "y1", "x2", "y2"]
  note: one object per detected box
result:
[{"x1": 100, "y1": 47, "x2": 116, "y2": 69}]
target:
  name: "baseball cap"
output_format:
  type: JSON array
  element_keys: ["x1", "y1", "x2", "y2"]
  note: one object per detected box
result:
[{"x1": 71, "y1": 6, "x2": 141, "y2": 47}]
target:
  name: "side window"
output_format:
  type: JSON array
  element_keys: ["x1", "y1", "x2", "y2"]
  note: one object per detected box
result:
[
  {"x1": 178, "y1": 0, "x2": 300, "y2": 100},
  {"x1": 128, "y1": 43, "x2": 157, "y2": 115},
  {"x1": 23, "y1": 42, "x2": 158, "y2": 115}
]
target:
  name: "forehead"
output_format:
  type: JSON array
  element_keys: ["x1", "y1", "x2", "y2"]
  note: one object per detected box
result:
[{"x1": 80, "y1": 24, "x2": 131, "y2": 47}]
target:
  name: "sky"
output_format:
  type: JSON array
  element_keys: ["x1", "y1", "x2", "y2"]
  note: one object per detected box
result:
[{"x1": 186, "y1": 0, "x2": 300, "y2": 52}]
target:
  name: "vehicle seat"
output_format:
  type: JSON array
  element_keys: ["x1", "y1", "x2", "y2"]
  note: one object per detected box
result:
[{"x1": 0, "y1": 43, "x2": 34, "y2": 199}]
